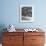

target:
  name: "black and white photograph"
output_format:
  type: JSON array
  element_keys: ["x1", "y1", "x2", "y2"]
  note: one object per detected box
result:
[{"x1": 20, "y1": 5, "x2": 34, "y2": 22}]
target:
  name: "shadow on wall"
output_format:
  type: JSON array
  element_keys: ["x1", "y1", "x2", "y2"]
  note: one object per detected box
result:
[{"x1": 0, "y1": 24, "x2": 7, "y2": 43}]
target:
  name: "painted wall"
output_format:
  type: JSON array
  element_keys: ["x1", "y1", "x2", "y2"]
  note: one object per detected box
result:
[{"x1": 0, "y1": 0, "x2": 46, "y2": 43}]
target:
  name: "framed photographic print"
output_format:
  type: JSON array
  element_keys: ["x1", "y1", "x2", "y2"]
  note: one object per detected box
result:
[{"x1": 20, "y1": 5, "x2": 34, "y2": 22}]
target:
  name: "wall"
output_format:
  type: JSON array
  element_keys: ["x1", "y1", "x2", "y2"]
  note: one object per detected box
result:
[{"x1": 0, "y1": 0, "x2": 46, "y2": 29}]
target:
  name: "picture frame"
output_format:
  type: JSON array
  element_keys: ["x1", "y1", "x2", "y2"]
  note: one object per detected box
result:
[{"x1": 20, "y1": 5, "x2": 34, "y2": 22}]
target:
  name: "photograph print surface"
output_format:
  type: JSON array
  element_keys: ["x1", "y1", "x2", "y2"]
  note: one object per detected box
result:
[{"x1": 20, "y1": 5, "x2": 34, "y2": 22}]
